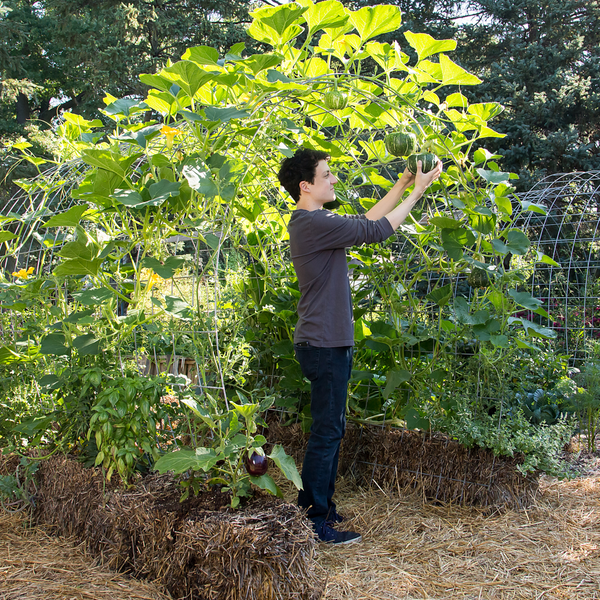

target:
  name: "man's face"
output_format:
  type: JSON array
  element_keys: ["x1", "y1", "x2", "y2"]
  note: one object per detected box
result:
[{"x1": 304, "y1": 159, "x2": 338, "y2": 204}]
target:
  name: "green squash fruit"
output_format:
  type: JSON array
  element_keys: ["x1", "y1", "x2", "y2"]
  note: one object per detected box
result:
[
  {"x1": 406, "y1": 152, "x2": 439, "y2": 175},
  {"x1": 384, "y1": 131, "x2": 417, "y2": 157},
  {"x1": 324, "y1": 90, "x2": 349, "y2": 110},
  {"x1": 467, "y1": 267, "x2": 490, "y2": 288}
]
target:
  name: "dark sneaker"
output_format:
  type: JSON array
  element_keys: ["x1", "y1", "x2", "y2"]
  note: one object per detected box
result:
[
  {"x1": 326, "y1": 507, "x2": 345, "y2": 524},
  {"x1": 316, "y1": 521, "x2": 361, "y2": 545}
]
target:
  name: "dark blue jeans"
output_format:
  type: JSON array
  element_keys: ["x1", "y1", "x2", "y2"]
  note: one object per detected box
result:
[{"x1": 294, "y1": 344, "x2": 353, "y2": 528}]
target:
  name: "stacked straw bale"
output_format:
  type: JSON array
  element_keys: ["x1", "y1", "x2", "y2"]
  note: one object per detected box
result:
[
  {"x1": 31, "y1": 455, "x2": 325, "y2": 600},
  {"x1": 268, "y1": 421, "x2": 538, "y2": 507}
]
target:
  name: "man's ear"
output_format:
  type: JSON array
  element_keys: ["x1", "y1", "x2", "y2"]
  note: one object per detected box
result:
[{"x1": 300, "y1": 181, "x2": 310, "y2": 193}]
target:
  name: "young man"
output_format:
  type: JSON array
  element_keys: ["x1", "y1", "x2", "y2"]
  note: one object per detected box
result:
[{"x1": 277, "y1": 148, "x2": 442, "y2": 544}]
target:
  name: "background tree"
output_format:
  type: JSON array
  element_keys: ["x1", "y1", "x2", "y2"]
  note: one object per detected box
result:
[
  {"x1": 0, "y1": 0, "x2": 257, "y2": 132},
  {"x1": 452, "y1": 0, "x2": 600, "y2": 190}
]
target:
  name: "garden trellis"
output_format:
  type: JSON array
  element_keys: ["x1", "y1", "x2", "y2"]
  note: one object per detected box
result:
[
  {"x1": 0, "y1": 0, "x2": 587, "y2": 499},
  {"x1": 515, "y1": 171, "x2": 600, "y2": 367}
]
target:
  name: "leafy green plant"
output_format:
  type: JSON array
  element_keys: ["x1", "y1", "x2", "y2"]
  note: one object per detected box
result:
[
  {"x1": 569, "y1": 361, "x2": 600, "y2": 452},
  {"x1": 0, "y1": 0, "x2": 576, "y2": 480},
  {"x1": 0, "y1": 455, "x2": 39, "y2": 512},
  {"x1": 88, "y1": 373, "x2": 182, "y2": 482},
  {"x1": 155, "y1": 390, "x2": 302, "y2": 508}
]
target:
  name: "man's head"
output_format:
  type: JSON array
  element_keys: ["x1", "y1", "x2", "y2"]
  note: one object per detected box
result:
[{"x1": 277, "y1": 148, "x2": 331, "y2": 203}]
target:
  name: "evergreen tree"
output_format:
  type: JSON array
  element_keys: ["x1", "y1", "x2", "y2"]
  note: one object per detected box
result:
[
  {"x1": 454, "y1": 0, "x2": 600, "y2": 188},
  {"x1": 0, "y1": 0, "x2": 256, "y2": 131}
]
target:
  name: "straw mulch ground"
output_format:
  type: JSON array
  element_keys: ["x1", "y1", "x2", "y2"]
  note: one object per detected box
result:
[
  {"x1": 315, "y1": 459, "x2": 600, "y2": 599},
  {"x1": 0, "y1": 511, "x2": 171, "y2": 600}
]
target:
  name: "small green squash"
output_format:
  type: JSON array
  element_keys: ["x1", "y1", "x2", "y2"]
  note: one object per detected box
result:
[
  {"x1": 384, "y1": 131, "x2": 417, "y2": 157},
  {"x1": 324, "y1": 90, "x2": 349, "y2": 110},
  {"x1": 467, "y1": 267, "x2": 490, "y2": 288},
  {"x1": 406, "y1": 152, "x2": 439, "y2": 175}
]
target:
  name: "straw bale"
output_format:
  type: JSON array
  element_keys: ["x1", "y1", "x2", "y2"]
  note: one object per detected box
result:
[
  {"x1": 0, "y1": 510, "x2": 171, "y2": 600},
  {"x1": 28, "y1": 455, "x2": 325, "y2": 600},
  {"x1": 267, "y1": 421, "x2": 538, "y2": 508}
]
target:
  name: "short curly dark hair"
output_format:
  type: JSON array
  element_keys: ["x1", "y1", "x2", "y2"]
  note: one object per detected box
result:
[{"x1": 277, "y1": 148, "x2": 330, "y2": 203}]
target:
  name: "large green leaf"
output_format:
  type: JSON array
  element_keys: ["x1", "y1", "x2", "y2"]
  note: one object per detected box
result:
[
  {"x1": 468, "y1": 102, "x2": 504, "y2": 121},
  {"x1": 141, "y1": 256, "x2": 186, "y2": 279},
  {"x1": 182, "y1": 46, "x2": 220, "y2": 67},
  {"x1": 149, "y1": 180, "x2": 181, "y2": 203},
  {"x1": 56, "y1": 225, "x2": 99, "y2": 261},
  {"x1": 72, "y1": 334, "x2": 100, "y2": 355},
  {"x1": 164, "y1": 296, "x2": 192, "y2": 321},
  {"x1": 476, "y1": 168, "x2": 510, "y2": 185},
  {"x1": 112, "y1": 189, "x2": 145, "y2": 207},
  {"x1": 441, "y1": 227, "x2": 476, "y2": 260},
  {"x1": 350, "y1": 4, "x2": 402, "y2": 42},
  {"x1": 72, "y1": 288, "x2": 114, "y2": 306},
  {"x1": 404, "y1": 31, "x2": 456, "y2": 61},
  {"x1": 426, "y1": 284, "x2": 453, "y2": 307},
  {"x1": 182, "y1": 162, "x2": 218, "y2": 197},
  {"x1": 439, "y1": 54, "x2": 482, "y2": 86},
  {"x1": 39, "y1": 333, "x2": 70, "y2": 356},
  {"x1": 80, "y1": 149, "x2": 140, "y2": 178},
  {"x1": 268, "y1": 444, "x2": 303, "y2": 490},
  {"x1": 53, "y1": 257, "x2": 103, "y2": 277},
  {"x1": 204, "y1": 107, "x2": 250, "y2": 123},
  {"x1": 429, "y1": 215, "x2": 462, "y2": 229},
  {"x1": 468, "y1": 210, "x2": 496, "y2": 235},
  {"x1": 139, "y1": 73, "x2": 174, "y2": 93},
  {"x1": 248, "y1": 4, "x2": 307, "y2": 45},
  {"x1": 154, "y1": 448, "x2": 218, "y2": 475},
  {"x1": 237, "y1": 54, "x2": 283, "y2": 76},
  {"x1": 509, "y1": 318, "x2": 557, "y2": 339},
  {"x1": 231, "y1": 401, "x2": 259, "y2": 420},
  {"x1": 144, "y1": 90, "x2": 181, "y2": 116},
  {"x1": 508, "y1": 290, "x2": 545, "y2": 312},
  {"x1": 365, "y1": 41, "x2": 407, "y2": 73},
  {"x1": 249, "y1": 474, "x2": 283, "y2": 498},
  {"x1": 0, "y1": 231, "x2": 17, "y2": 243},
  {"x1": 383, "y1": 368, "x2": 411, "y2": 399},
  {"x1": 302, "y1": 0, "x2": 349, "y2": 35},
  {"x1": 491, "y1": 230, "x2": 530, "y2": 256},
  {"x1": 42, "y1": 205, "x2": 88, "y2": 228},
  {"x1": 161, "y1": 62, "x2": 215, "y2": 98}
]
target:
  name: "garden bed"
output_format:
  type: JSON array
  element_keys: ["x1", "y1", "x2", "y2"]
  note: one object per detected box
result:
[
  {"x1": 10, "y1": 455, "x2": 325, "y2": 600},
  {"x1": 267, "y1": 421, "x2": 539, "y2": 508}
]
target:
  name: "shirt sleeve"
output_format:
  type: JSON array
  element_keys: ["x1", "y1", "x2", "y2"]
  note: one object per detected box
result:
[{"x1": 308, "y1": 210, "x2": 394, "y2": 251}]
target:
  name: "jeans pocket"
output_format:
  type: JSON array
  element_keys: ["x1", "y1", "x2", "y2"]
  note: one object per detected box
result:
[{"x1": 294, "y1": 345, "x2": 321, "y2": 381}]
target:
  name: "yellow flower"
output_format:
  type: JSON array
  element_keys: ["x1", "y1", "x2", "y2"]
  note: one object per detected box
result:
[
  {"x1": 142, "y1": 268, "x2": 164, "y2": 291},
  {"x1": 12, "y1": 266, "x2": 35, "y2": 279},
  {"x1": 160, "y1": 124, "x2": 180, "y2": 149}
]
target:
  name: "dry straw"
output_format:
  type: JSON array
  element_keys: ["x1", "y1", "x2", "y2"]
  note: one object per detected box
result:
[
  {"x1": 268, "y1": 422, "x2": 539, "y2": 508},
  {"x1": 0, "y1": 510, "x2": 170, "y2": 600},
  {"x1": 30, "y1": 455, "x2": 325, "y2": 600},
  {"x1": 316, "y1": 471, "x2": 600, "y2": 599}
]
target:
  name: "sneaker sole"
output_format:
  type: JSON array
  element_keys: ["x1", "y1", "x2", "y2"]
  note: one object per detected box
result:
[{"x1": 323, "y1": 535, "x2": 362, "y2": 545}]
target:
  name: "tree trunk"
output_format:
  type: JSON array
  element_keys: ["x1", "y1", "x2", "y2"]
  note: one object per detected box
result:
[{"x1": 16, "y1": 93, "x2": 30, "y2": 124}]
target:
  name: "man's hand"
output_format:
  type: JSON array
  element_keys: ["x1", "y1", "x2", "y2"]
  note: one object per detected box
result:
[
  {"x1": 414, "y1": 159, "x2": 443, "y2": 193},
  {"x1": 398, "y1": 167, "x2": 416, "y2": 190}
]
